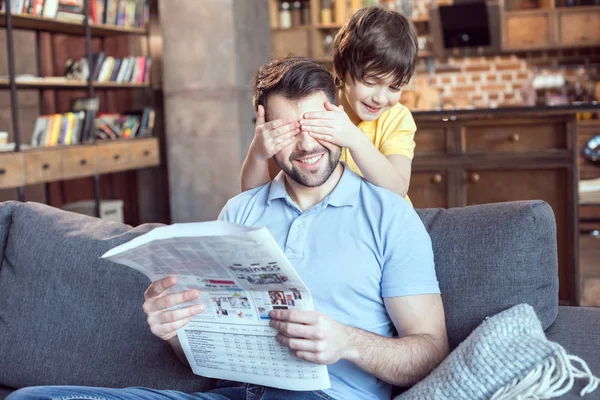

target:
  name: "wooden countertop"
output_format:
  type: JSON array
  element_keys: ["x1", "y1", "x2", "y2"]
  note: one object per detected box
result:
[{"x1": 413, "y1": 103, "x2": 600, "y2": 121}]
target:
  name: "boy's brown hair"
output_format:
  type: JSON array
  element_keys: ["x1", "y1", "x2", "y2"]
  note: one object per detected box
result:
[
  {"x1": 333, "y1": 6, "x2": 418, "y2": 87},
  {"x1": 252, "y1": 57, "x2": 335, "y2": 118}
]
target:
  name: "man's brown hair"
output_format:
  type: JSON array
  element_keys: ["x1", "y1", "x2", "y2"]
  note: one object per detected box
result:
[
  {"x1": 333, "y1": 6, "x2": 418, "y2": 87},
  {"x1": 252, "y1": 57, "x2": 335, "y2": 117}
]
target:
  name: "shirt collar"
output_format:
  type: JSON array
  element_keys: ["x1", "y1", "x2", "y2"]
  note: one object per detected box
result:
[{"x1": 266, "y1": 163, "x2": 361, "y2": 208}]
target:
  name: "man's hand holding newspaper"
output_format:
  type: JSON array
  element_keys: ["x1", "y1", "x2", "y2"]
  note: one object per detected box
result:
[{"x1": 102, "y1": 221, "x2": 331, "y2": 391}]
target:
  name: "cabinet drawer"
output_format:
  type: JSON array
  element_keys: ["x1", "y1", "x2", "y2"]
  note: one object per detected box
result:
[
  {"x1": 271, "y1": 28, "x2": 311, "y2": 59},
  {"x1": 0, "y1": 152, "x2": 24, "y2": 189},
  {"x1": 129, "y1": 139, "x2": 159, "y2": 169},
  {"x1": 558, "y1": 10, "x2": 600, "y2": 47},
  {"x1": 408, "y1": 171, "x2": 448, "y2": 208},
  {"x1": 415, "y1": 127, "x2": 447, "y2": 154},
  {"x1": 503, "y1": 12, "x2": 552, "y2": 50},
  {"x1": 463, "y1": 123, "x2": 566, "y2": 152},
  {"x1": 62, "y1": 146, "x2": 98, "y2": 180},
  {"x1": 97, "y1": 142, "x2": 131, "y2": 174},
  {"x1": 24, "y1": 148, "x2": 63, "y2": 184}
]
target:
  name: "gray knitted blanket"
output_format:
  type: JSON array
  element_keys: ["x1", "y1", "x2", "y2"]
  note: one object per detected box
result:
[{"x1": 397, "y1": 304, "x2": 599, "y2": 400}]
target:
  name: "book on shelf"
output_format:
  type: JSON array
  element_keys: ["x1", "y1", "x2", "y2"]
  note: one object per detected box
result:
[
  {"x1": 65, "y1": 52, "x2": 151, "y2": 84},
  {"x1": 30, "y1": 102, "x2": 154, "y2": 147},
  {"x1": 95, "y1": 107, "x2": 153, "y2": 140},
  {"x1": 1, "y1": 0, "x2": 149, "y2": 29}
]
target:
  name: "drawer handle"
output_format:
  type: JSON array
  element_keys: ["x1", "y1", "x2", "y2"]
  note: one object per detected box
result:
[
  {"x1": 0, "y1": 168, "x2": 5, "y2": 175},
  {"x1": 579, "y1": 35, "x2": 589, "y2": 41},
  {"x1": 143, "y1": 150, "x2": 150, "y2": 156},
  {"x1": 469, "y1": 173, "x2": 480, "y2": 184},
  {"x1": 80, "y1": 159, "x2": 87, "y2": 166},
  {"x1": 509, "y1": 133, "x2": 520, "y2": 143},
  {"x1": 431, "y1": 174, "x2": 443, "y2": 184},
  {"x1": 113, "y1": 154, "x2": 120, "y2": 161},
  {"x1": 42, "y1": 163, "x2": 50, "y2": 170}
]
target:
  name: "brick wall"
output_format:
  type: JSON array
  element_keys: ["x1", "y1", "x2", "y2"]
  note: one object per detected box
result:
[{"x1": 405, "y1": 48, "x2": 600, "y2": 109}]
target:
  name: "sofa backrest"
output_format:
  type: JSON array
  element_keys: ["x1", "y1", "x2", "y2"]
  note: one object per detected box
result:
[
  {"x1": 417, "y1": 200, "x2": 559, "y2": 349},
  {"x1": 0, "y1": 200, "x2": 559, "y2": 390},
  {"x1": 0, "y1": 201, "x2": 214, "y2": 392}
]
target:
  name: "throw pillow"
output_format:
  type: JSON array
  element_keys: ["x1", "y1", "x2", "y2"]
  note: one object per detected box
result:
[{"x1": 396, "y1": 304, "x2": 599, "y2": 400}]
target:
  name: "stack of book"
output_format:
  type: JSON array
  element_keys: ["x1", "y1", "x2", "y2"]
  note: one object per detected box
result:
[
  {"x1": 30, "y1": 98, "x2": 154, "y2": 147},
  {"x1": 65, "y1": 52, "x2": 151, "y2": 84},
  {"x1": 1, "y1": 0, "x2": 149, "y2": 29},
  {"x1": 95, "y1": 107, "x2": 155, "y2": 140},
  {"x1": 31, "y1": 97, "x2": 99, "y2": 146}
]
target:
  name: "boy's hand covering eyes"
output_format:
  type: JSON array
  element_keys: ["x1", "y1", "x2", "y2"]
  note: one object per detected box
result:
[
  {"x1": 300, "y1": 101, "x2": 364, "y2": 151},
  {"x1": 250, "y1": 105, "x2": 300, "y2": 161}
]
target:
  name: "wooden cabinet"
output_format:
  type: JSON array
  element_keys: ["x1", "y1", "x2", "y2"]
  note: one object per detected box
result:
[
  {"x1": 501, "y1": 7, "x2": 600, "y2": 51},
  {"x1": 24, "y1": 148, "x2": 63, "y2": 185},
  {"x1": 0, "y1": 152, "x2": 24, "y2": 188},
  {"x1": 129, "y1": 139, "x2": 160, "y2": 169},
  {"x1": 410, "y1": 171, "x2": 449, "y2": 209},
  {"x1": 411, "y1": 113, "x2": 578, "y2": 304},
  {"x1": 463, "y1": 122, "x2": 566, "y2": 153},
  {"x1": 271, "y1": 27, "x2": 312, "y2": 59},
  {"x1": 97, "y1": 142, "x2": 131, "y2": 174},
  {"x1": 0, "y1": 138, "x2": 160, "y2": 189},
  {"x1": 503, "y1": 11, "x2": 553, "y2": 50},
  {"x1": 62, "y1": 146, "x2": 97, "y2": 180},
  {"x1": 557, "y1": 8, "x2": 600, "y2": 48}
]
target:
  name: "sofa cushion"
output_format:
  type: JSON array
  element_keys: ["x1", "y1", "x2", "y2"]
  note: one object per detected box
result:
[
  {"x1": 416, "y1": 200, "x2": 559, "y2": 349},
  {"x1": 0, "y1": 202, "x2": 214, "y2": 392}
]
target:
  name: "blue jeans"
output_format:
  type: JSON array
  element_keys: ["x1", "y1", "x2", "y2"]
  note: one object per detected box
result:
[{"x1": 6, "y1": 380, "x2": 334, "y2": 400}]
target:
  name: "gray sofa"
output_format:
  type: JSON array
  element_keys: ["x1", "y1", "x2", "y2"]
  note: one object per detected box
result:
[{"x1": 0, "y1": 200, "x2": 598, "y2": 399}]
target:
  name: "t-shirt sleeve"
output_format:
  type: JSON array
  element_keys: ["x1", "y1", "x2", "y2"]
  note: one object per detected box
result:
[
  {"x1": 378, "y1": 105, "x2": 417, "y2": 161},
  {"x1": 381, "y1": 204, "x2": 440, "y2": 298}
]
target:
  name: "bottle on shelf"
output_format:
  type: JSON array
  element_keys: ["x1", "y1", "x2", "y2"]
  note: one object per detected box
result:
[
  {"x1": 291, "y1": 1, "x2": 302, "y2": 26},
  {"x1": 301, "y1": 0, "x2": 312, "y2": 24},
  {"x1": 350, "y1": 0, "x2": 363, "y2": 13},
  {"x1": 280, "y1": 1, "x2": 292, "y2": 29},
  {"x1": 270, "y1": 0, "x2": 280, "y2": 28},
  {"x1": 321, "y1": 0, "x2": 334, "y2": 25},
  {"x1": 323, "y1": 33, "x2": 334, "y2": 57},
  {"x1": 334, "y1": 0, "x2": 348, "y2": 24}
]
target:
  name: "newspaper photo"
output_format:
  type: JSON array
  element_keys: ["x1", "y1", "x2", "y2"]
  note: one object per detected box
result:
[{"x1": 101, "y1": 221, "x2": 331, "y2": 391}]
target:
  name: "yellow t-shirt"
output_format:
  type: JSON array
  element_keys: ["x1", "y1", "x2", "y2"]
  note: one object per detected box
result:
[{"x1": 341, "y1": 103, "x2": 416, "y2": 205}]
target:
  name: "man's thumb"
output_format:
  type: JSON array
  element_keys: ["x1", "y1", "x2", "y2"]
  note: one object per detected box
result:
[{"x1": 338, "y1": 104, "x2": 344, "y2": 112}]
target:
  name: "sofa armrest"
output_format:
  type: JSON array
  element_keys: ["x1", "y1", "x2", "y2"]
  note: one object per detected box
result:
[{"x1": 544, "y1": 306, "x2": 600, "y2": 399}]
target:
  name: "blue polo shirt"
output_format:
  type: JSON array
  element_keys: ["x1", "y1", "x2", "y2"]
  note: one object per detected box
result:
[{"x1": 218, "y1": 165, "x2": 440, "y2": 400}]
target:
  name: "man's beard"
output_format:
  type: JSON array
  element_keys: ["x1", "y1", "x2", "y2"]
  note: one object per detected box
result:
[{"x1": 276, "y1": 147, "x2": 341, "y2": 188}]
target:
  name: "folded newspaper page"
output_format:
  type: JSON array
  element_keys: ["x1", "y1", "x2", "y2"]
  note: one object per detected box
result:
[{"x1": 102, "y1": 221, "x2": 331, "y2": 391}]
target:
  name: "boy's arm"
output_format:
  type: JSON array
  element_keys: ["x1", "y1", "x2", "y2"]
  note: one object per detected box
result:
[
  {"x1": 240, "y1": 105, "x2": 299, "y2": 192},
  {"x1": 240, "y1": 151, "x2": 272, "y2": 192},
  {"x1": 301, "y1": 101, "x2": 413, "y2": 197},
  {"x1": 348, "y1": 136, "x2": 411, "y2": 197}
]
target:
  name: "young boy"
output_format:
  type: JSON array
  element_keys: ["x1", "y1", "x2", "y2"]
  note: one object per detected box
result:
[{"x1": 241, "y1": 6, "x2": 418, "y2": 202}]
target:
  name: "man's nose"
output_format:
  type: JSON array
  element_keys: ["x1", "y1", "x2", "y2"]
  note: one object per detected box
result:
[{"x1": 296, "y1": 130, "x2": 316, "y2": 151}]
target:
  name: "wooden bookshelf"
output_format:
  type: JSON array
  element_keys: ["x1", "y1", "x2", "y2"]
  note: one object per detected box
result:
[
  {"x1": 0, "y1": 78, "x2": 150, "y2": 90},
  {"x1": 0, "y1": 11, "x2": 147, "y2": 36},
  {"x1": 0, "y1": 138, "x2": 160, "y2": 189}
]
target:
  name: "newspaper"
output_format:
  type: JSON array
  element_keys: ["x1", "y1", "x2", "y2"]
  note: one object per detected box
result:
[{"x1": 102, "y1": 221, "x2": 331, "y2": 391}]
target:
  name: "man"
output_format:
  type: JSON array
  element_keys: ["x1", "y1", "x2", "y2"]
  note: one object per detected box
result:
[{"x1": 8, "y1": 58, "x2": 448, "y2": 400}]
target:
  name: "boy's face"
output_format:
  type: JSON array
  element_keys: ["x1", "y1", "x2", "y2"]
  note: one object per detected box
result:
[{"x1": 342, "y1": 72, "x2": 403, "y2": 122}]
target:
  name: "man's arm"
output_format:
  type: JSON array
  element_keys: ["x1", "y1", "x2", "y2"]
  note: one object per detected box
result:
[
  {"x1": 348, "y1": 294, "x2": 449, "y2": 386},
  {"x1": 270, "y1": 293, "x2": 448, "y2": 387}
]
